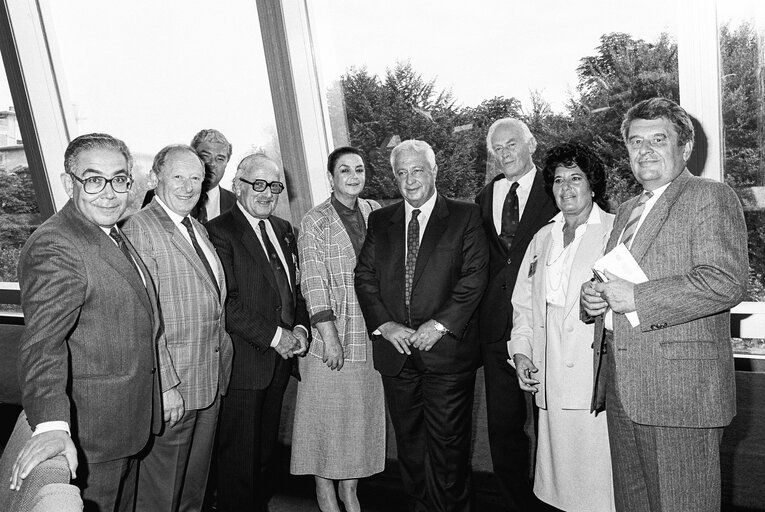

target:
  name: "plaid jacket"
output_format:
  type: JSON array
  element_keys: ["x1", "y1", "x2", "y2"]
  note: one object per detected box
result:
[{"x1": 298, "y1": 197, "x2": 379, "y2": 362}]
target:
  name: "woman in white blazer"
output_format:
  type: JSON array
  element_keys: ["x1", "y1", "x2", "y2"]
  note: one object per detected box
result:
[{"x1": 509, "y1": 142, "x2": 615, "y2": 512}]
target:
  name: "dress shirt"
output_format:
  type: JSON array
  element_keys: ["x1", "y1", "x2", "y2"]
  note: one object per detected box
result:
[
  {"x1": 491, "y1": 166, "x2": 537, "y2": 235},
  {"x1": 404, "y1": 191, "x2": 438, "y2": 258},
  {"x1": 546, "y1": 204, "x2": 604, "y2": 307},
  {"x1": 605, "y1": 182, "x2": 670, "y2": 330},
  {"x1": 204, "y1": 185, "x2": 222, "y2": 220},
  {"x1": 236, "y1": 202, "x2": 307, "y2": 347},
  {"x1": 155, "y1": 196, "x2": 221, "y2": 286}
]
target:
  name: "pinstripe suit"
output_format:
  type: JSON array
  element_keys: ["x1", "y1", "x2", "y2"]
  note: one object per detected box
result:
[
  {"x1": 122, "y1": 198, "x2": 233, "y2": 511},
  {"x1": 591, "y1": 169, "x2": 748, "y2": 511}
]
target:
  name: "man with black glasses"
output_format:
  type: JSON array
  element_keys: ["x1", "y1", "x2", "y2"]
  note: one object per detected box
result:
[
  {"x1": 206, "y1": 153, "x2": 308, "y2": 512},
  {"x1": 122, "y1": 144, "x2": 233, "y2": 512},
  {"x1": 14, "y1": 133, "x2": 162, "y2": 511}
]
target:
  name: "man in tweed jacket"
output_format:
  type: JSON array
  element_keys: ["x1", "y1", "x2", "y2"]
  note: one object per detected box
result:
[
  {"x1": 122, "y1": 144, "x2": 233, "y2": 512},
  {"x1": 582, "y1": 98, "x2": 748, "y2": 512}
]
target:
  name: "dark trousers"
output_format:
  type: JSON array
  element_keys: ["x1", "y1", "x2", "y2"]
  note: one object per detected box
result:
[
  {"x1": 216, "y1": 358, "x2": 291, "y2": 512},
  {"x1": 481, "y1": 341, "x2": 541, "y2": 512},
  {"x1": 78, "y1": 456, "x2": 138, "y2": 512},
  {"x1": 136, "y1": 395, "x2": 220, "y2": 512},
  {"x1": 382, "y1": 350, "x2": 476, "y2": 512},
  {"x1": 606, "y1": 348, "x2": 724, "y2": 512}
]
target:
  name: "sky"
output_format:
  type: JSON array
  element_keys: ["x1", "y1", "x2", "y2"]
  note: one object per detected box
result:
[{"x1": 0, "y1": 0, "x2": 762, "y2": 173}]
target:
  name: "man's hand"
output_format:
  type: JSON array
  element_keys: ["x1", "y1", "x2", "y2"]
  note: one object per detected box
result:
[
  {"x1": 581, "y1": 279, "x2": 608, "y2": 317},
  {"x1": 509, "y1": 354, "x2": 540, "y2": 393},
  {"x1": 10, "y1": 430, "x2": 77, "y2": 491},
  {"x1": 274, "y1": 329, "x2": 300, "y2": 359},
  {"x1": 410, "y1": 319, "x2": 445, "y2": 352},
  {"x1": 378, "y1": 321, "x2": 415, "y2": 355},
  {"x1": 597, "y1": 270, "x2": 637, "y2": 314},
  {"x1": 293, "y1": 328, "x2": 309, "y2": 357},
  {"x1": 323, "y1": 337, "x2": 344, "y2": 371},
  {"x1": 163, "y1": 387, "x2": 185, "y2": 428}
]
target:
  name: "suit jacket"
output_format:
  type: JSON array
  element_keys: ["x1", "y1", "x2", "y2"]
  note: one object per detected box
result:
[
  {"x1": 298, "y1": 197, "x2": 379, "y2": 362},
  {"x1": 17, "y1": 201, "x2": 161, "y2": 463},
  {"x1": 206, "y1": 206, "x2": 309, "y2": 390},
  {"x1": 142, "y1": 187, "x2": 236, "y2": 221},
  {"x1": 475, "y1": 171, "x2": 558, "y2": 344},
  {"x1": 509, "y1": 205, "x2": 614, "y2": 410},
  {"x1": 591, "y1": 170, "x2": 748, "y2": 427},
  {"x1": 355, "y1": 194, "x2": 489, "y2": 377},
  {"x1": 122, "y1": 199, "x2": 233, "y2": 411}
]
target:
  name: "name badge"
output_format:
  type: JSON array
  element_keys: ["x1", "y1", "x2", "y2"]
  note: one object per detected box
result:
[{"x1": 528, "y1": 257, "x2": 538, "y2": 278}]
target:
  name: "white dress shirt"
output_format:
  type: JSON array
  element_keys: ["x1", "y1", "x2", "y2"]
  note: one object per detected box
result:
[
  {"x1": 204, "y1": 185, "x2": 222, "y2": 220},
  {"x1": 404, "y1": 191, "x2": 438, "y2": 257},
  {"x1": 491, "y1": 166, "x2": 537, "y2": 235}
]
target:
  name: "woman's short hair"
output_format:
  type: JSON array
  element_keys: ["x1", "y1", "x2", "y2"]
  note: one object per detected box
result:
[
  {"x1": 327, "y1": 146, "x2": 365, "y2": 176},
  {"x1": 542, "y1": 141, "x2": 609, "y2": 211}
]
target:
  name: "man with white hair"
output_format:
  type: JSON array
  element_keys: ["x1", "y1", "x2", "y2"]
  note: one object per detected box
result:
[
  {"x1": 356, "y1": 140, "x2": 488, "y2": 512},
  {"x1": 475, "y1": 118, "x2": 558, "y2": 511}
]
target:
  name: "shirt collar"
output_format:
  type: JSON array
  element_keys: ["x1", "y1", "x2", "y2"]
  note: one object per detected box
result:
[
  {"x1": 552, "y1": 201, "x2": 604, "y2": 227},
  {"x1": 236, "y1": 201, "x2": 271, "y2": 227},
  {"x1": 507, "y1": 165, "x2": 537, "y2": 190},
  {"x1": 404, "y1": 190, "x2": 437, "y2": 219},
  {"x1": 155, "y1": 195, "x2": 188, "y2": 224}
]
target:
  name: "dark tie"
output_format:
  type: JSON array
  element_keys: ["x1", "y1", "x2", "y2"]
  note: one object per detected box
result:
[
  {"x1": 180, "y1": 216, "x2": 220, "y2": 296},
  {"x1": 621, "y1": 190, "x2": 654, "y2": 251},
  {"x1": 405, "y1": 209, "x2": 421, "y2": 321},
  {"x1": 259, "y1": 220, "x2": 295, "y2": 326},
  {"x1": 109, "y1": 227, "x2": 142, "y2": 279},
  {"x1": 499, "y1": 181, "x2": 520, "y2": 251},
  {"x1": 194, "y1": 192, "x2": 209, "y2": 224}
]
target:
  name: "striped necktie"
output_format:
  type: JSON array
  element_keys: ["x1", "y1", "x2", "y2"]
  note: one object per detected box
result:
[{"x1": 621, "y1": 190, "x2": 654, "y2": 250}]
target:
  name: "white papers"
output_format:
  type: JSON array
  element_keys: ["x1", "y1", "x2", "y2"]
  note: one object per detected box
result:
[{"x1": 593, "y1": 243, "x2": 648, "y2": 327}]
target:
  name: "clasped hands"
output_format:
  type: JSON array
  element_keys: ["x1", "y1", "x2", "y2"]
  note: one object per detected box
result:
[
  {"x1": 274, "y1": 327, "x2": 308, "y2": 360},
  {"x1": 379, "y1": 319, "x2": 445, "y2": 355},
  {"x1": 580, "y1": 269, "x2": 636, "y2": 316}
]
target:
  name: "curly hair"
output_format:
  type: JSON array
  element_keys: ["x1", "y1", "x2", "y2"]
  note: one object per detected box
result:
[
  {"x1": 327, "y1": 146, "x2": 366, "y2": 176},
  {"x1": 620, "y1": 97, "x2": 694, "y2": 148},
  {"x1": 542, "y1": 141, "x2": 609, "y2": 211}
]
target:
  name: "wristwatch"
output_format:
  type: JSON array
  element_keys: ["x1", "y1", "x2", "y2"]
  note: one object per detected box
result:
[{"x1": 433, "y1": 320, "x2": 449, "y2": 336}]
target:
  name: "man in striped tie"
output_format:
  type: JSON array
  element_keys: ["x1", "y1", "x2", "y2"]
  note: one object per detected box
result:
[{"x1": 582, "y1": 98, "x2": 749, "y2": 512}]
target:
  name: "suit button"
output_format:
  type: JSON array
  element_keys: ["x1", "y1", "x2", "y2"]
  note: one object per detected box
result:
[
  {"x1": 276, "y1": 305, "x2": 282, "y2": 311},
  {"x1": 501, "y1": 284, "x2": 507, "y2": 290},
  {"x1": 566, "y1": 326, "x2": 574, "y2": 332},
  {"x1": 506, "y1": 258, "x2": 512, "y2": 265},
  {"x1": 566, "y1": 362, "x2": 574, "y2": 368},
  {"x1": 215, "y1": 346, "x2": 219, "y2": 353},
  {"x1": 151, "y1": 368, "x2": 156, "y2": 374}
]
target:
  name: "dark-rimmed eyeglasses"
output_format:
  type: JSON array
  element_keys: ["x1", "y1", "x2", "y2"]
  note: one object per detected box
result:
[
  {"x1": 68, "y1": 172, "x2": 133, "y2": 194},
  {"x1": 239, "y1": 178, "x2": 285, "y2": 194}
]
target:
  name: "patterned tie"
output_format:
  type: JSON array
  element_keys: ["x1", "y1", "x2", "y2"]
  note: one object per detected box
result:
[
  {"x1": 620, "y1": 190, "x2": 654, "y2": 250},
  {"x1": 109, "y1": 227, "x2": 142, "y2": 279},
  {"x1": 181, "y1": 216, "x2": 220, "y2": 296},
  {"x1": 259, "y1": 220, "x2": 296, "y2": 326},
  {"x1": 405, "y1": 209, "x2": 421, "y2": 321},
  {"x1": 499, "y1": 181, "x2": 520, "y2": 251}
]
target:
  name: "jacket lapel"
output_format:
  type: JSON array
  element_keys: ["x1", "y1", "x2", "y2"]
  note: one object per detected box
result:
[
  {"x1": 412, "y1": 195, "x2": 448, "y2": 288},
  {"x1": 232, "y1": 207, "x2": 279, "y2": 293},
  {"x1": 386, "y1": 201, "x2": 407, "y2": 302},
  {"x1": 514, "y1": 171, "x2": 549, "y2": 251},
  {"x1": 328, "y1": 201, "x2": 357, "y2": 263},
  {"x1": 274, "y1": 219, "x2": 297, "y2": 294},
  {"x1": 563, "y1": 211, "x2": 611, "y2": 319}
]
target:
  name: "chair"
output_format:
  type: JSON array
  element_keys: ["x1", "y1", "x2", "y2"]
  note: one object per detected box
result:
[{"x1": 0, "y1": 410, "x2": 83, "y2": 512}]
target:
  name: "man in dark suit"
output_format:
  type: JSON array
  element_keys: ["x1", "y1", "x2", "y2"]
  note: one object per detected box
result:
[
  {"x1": 355, "y1": 140, "x2": 488, "y2": 512},
  {"x1": 142, "y1": 129, "x2": 236, "y2": 221},
  {"x1": 122, "y1": 145, "x2": 233, "y2": 512},
  {"x1": 12, "y1": 133, "x2": 162, "y2": 511},
  {"x1": 206, "y1": 153, "x2": 308, "y2": 512},
  {"x1": 474, "y1": 118, "x2": 557, "y2": 511},
  {"x1": 582, "y1": 98, "x2": 748, "y2": 512}
]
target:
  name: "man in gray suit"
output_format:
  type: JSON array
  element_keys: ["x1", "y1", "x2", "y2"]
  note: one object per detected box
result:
[
  {"x1": 12, "y1": 133, "x2": 162, "y2": 511},
  {"x1": 122, "y1": 144, "x2": 233, "y2": 512},
  {"x1": 582, "y1": 97, "x2": 749, "y2": 511}
]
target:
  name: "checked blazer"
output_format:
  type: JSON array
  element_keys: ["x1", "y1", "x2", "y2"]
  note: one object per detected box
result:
[{"x1": 122, "y1": 198, "x2": 233, "y2": 410}]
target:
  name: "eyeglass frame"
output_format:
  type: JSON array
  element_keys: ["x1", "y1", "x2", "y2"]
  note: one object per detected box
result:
[
  {"x1": 239, "y1": 178, "x2": 285, "y2": 194},
  {"x1": 67, "y1": 172, "x2": 134, "y2": 194}
]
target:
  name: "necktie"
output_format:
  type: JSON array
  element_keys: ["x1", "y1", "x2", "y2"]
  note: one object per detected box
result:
[
  {"x1": 194, "y1": 192, "x2": 209, "y2": 224},
  {"x1": 405, "y1": 209, "x2": 421, "y2": 321},
  {"x1": 181, "y1": 216, "x2": 220, "y2": 296},
  {"x1": 259, "y1": 220, "x2": 295, "y2": 326},
  {"x1": 499, "y1": 181, "x2": 520, "y2": 251},
  {"x1": 109, "y1": 227, "x2": 142, "y2": 279},
  {"x1": 620, "y1": 190, "x2": 654, "y2": 250}
]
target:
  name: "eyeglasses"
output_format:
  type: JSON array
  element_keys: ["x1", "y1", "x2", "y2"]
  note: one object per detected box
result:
[
  {"x1": 68, "y1": 172, "x2": 133, "y2": 194},
  {"x1": 239, "y1": 178, "x2": 285, "y2": 194}
]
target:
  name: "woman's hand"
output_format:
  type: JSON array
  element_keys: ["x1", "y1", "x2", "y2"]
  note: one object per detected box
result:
[
  {"x1": 511, "y1": 353, "x2": 540, "y2": 393},
  {"x1": 323, "y1": 337, "x2": 345, "y2": 371}
]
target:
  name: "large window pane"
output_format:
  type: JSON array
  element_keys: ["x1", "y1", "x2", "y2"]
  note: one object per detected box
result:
[
  {"x1": 718, "y1": 1, "x2": 765, "y2": 355},
  {"x1": 311, "y1": 0, "x2": 678, "y2": 208},
  {"x1": 0, "y1": 54, "x2": 41, "y2": 289},
  {"x1": 43, "y1": 0, "x2": 284, "y2": 217}
]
